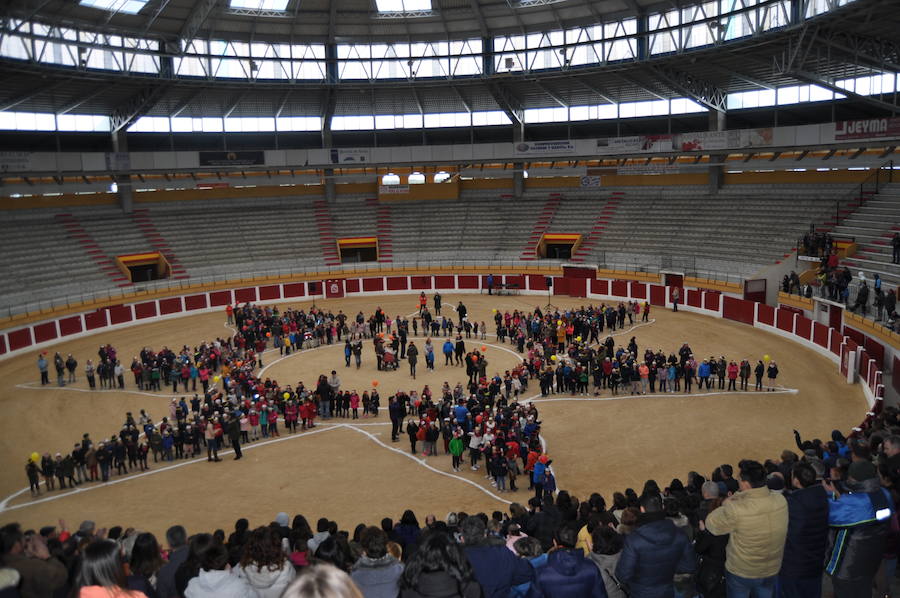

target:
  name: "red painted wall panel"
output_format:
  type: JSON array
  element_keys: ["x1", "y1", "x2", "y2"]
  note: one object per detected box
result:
[
  {"x1": 552, "y1": 277, "x2": 568, "y2": 296},
  {"x1": 687, "y1": 289, "x2": 702, "y2": 308},
  {"x1": 894, "y1": 357, "x2": 900, "y2": 395},
  {"x1": 158, "y1": 298, "x2": 182, "y2": 315},
  {"x1": 134, "y1": 301, "x2": 158, "y2": 319},
  {"x1": 209, "y1": 290, "x2": 232, "y2": 306},
  {"x1": 859, "y1": 349, "x2": 870, "y2": 379},
  {"x1": 386, "y1": 276, "x2": 409, "y2": 291},
  {"x1": 345, "y1": 279, "x2": 360, "y2": 293},
  {"x1": 843, "y1": 326, "x2": 865, "y2": 346},
  {"x1": 529, "y1": 275, "x2": 548, "y2": 291},
  {"x1": 362, "y1": 278, "x2": 384, "y2": 292},
  {"x1": 757, "y1": 304, "x2": 775, "y2": 326},
  {"x1": 258, "y1": 285, "x2": 281, "y2": 301},
  {"x1": 610, "y1": 280, "x2": 628, "y2": 297},
  {"x1": 813, "y1": 322, "x2": 829, "y2": 348},
  {"x1": 184, "y1": 295, "x2": 208, "y2": 311},
  {"x1": 649, "y1": 285, "x2": 666, "y2": 306},
  {"x1": 234, "y1": 287, "x2": 257, "y2": 303},
  {"x1": 410, "y1": 276, "x2": 432, "y2": 290},
  {"x1": 7, "y1": 328, "x2": 31, "y2": 351},
  {"x1": 864, "y1": 336, "x2": 885, "y2": 370},
  {"x1": 704, "y1": 292, "x2": 721, "y2": 311},
  {"x1": 434, "y1": 275, "x2": 455, "y2": 289},
  {"x1": 723, "y1": 296, "x2": 754, "y2": 325},
  {"x1": 0, "y1": 334, "x2": 5, "y2": 355},
  {"x1": 567, "y1": 278, "x2": 587, "y2": 298},
  {"x1": 84, "y1": 310, "x2": 107, "y2": 330},
  {"x1": 33, "y1": 322, "x2": 57, "y2": 343},
  {"x1": 795, "y1": 315, "x2": 812, "y2": 340},
  {"x1": 58, "y1": 316, "x2": 83, "y2": 336},
  {"x1": 505, "y1": 274, "x2": 526, "y2": 290},
  {"x1": 591, "y1": 279, "x2": 609, "y2": 295},
  {"x1": 776, "y1": 309, "x2": 794, "y2": 333},
  {"x1": 630, "y1": 282, "x2": 647, "y2": 299},
  {"x1": 108, "y1": 305, "x2": 133, "y2": 325},
  {"x1": 457, "y1": 276, "x2": 479, "y2": 289},
  {"x1": 830, "y1": 330, "x2": 844, "y2": 355},
  {"x1": 283, "y1": 282, "x2": 306, "y2": 297}
]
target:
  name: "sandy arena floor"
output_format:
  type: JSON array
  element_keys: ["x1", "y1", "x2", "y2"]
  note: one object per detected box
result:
[{"x1": 0, "y1": 294, "x2": 867, "y2": 540}]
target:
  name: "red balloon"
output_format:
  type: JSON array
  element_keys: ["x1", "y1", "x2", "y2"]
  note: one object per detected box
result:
[{"x1": 471, "y1": 355, "x2": 479, "y2": 363}]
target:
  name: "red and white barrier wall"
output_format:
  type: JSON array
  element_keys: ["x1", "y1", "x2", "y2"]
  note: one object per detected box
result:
[{"x1": 0, "y1": 272, "x2": 885, "y2": 422}]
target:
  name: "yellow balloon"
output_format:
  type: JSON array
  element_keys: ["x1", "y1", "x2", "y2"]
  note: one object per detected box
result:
[
  {"x1": 557, "y1": 320, "x2": 563, "y2": 326},
  {"x1": 492, "y1": 308, "x2": 497, "y2": 314},
  {"x1": 551, "y1": 355, "x2": 558, "y2": 361},
  {"x1": 213, "y1": 375, "x2": 221, "y2": 383},
  {"x1": 283, "y1": 392, "x2": 290, "y2": 400},
  {"x1": 575, "y1": 336, "x2": 582, "y2": 342},
  {"x1": 30, "y1": 452, "x2": 39, "y2": 463},
  {"x1": 763, "y1": 354, "x2": 771, "y2": 362}
]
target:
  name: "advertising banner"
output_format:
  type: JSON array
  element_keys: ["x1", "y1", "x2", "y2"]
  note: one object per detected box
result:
[
  {"x1": 199, "y1": 151, "x2": 264, "y2": 167},
  {"x1": 580, "y1": 176, "x2": 601, "y2": 187},
  {"x1": 676, "y1": 130, "x2": 731, "y2": 151},
  {"x1": 330, "y1": 148, "x2": 372, "y2": 164},
  {"x1": 379, "y1": 185, "x2": 410, "y2": 194},
  {"x1": 513, "y1": 140, "x2": 577, "y2": 157},
  {"x1": 599, "y1": 135, "x2": 674, "y2": 154},
  {"x1": 834, "y1": 117, "x2": 900, "y2": 141}
]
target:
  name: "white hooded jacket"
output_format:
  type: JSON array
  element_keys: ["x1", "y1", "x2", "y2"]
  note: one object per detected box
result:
[
  {"x1": 232, "y1": 560, "x2": 296, "y2": 598},
  {"x1": 184, "y1": 569, "x2": 259, "y2": 598}
]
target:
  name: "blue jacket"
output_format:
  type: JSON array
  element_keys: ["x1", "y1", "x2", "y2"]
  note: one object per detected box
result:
[
  {"x1": 615, "y1": 516, "x2": 696, "y2": 598},
  {"x1": 464, "y1": 543, "x2": 534, "y2": 598},
  {"x1": 511, "y1": 553, "x2": 548, "y2": 598},
  {"x1": 781, "y1": 484, "x2": 829, "y2": 578},
  {"x1": 533, "y1": 461, "x2": 547, "y2": 484},
  {"x1": 698, "y1": 363, "x2": 711, "y2": 378},
  {"x1": 443, "y1": 340, "x2": 454, "y2": 354},
  {"x1": 532, "y1": 548, "x2": 608, "y2": 598},
  {"x1": 825, "y1": 479, "x2": 893, "y2": 580}
]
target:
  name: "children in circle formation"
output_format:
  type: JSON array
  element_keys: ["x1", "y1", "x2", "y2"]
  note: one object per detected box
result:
[{"x1": 27, "y1": 301, "x2": 779, "y2": 498}]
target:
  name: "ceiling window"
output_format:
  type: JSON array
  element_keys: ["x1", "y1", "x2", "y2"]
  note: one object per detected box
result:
[
  {"x1": 375, "y1": 0, "x2": 432, "y2": 11},
  {"x1": 79, "y1": 0, "x2": 148, "y2": 14},
  {"x1": 230, "y1": 0, "x2": 289, "y2": 10}
]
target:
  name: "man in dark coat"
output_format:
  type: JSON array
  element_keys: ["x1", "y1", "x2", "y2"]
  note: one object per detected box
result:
[
  {"x1": 461, "y1": 516, "x2": 534, "y2": 598},
  {"x1": 226, "y1": 413, "x2": 242, "y2": 460},
  {"x1": 825, "y1": 460, "x2": 893, "y2": 598},
  {"x1": 779, "y1": 462, "x2": 829, "y2": 598},
  {"x1": 525, "y1": 497, "x2": 558, "y2": 552},
  {"x1": 615, "y1": 493, "x2": 696, "y2": 598},
  {"x1": 156, "y1": 525, "x2": 188, "y2": 598},
  {"x1": 532, "y1": 523, "x2": 607, "y2": 598}
]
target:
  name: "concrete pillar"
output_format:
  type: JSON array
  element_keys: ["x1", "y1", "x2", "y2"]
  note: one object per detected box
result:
[
  {"x1": 708, "y1": 109, "x2": 726, "y2": 194},
  {"x1": 324, "y1": 169, "x2": 336, "y2": 202},
  {"x1": 513, "y1": 168, "x2": 525, "y2": 198},
  {"x1": 111, "y1": 130, "x2": 133, "y2": 214}
]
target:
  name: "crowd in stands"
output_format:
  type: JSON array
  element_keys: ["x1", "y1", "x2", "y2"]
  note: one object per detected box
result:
[{"x1": 5, "y1": 410, "x2": 900, "y2": 598}]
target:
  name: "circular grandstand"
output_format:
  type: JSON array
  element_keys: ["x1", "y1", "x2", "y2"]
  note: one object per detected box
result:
[{"x1": 0, "y1": 0, "x2": 899, "y2": 593}]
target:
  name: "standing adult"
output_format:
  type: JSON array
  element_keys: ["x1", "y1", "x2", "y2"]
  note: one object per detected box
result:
[
  {"x1": 227, "y1": 413, "x2": 242, "y2": 461},
  {"x1": 351, "y1": 526, "x2": 404, "y2": 598},
  {"x1": 825, "y1": 460, "x2": 893, "y2": 598},
  {"x1": 37, "y1": 354, "x2": 49, "y2": 385},
  {"x1": 461, "y1": 516, "x2": 534, "y2": 598},
  {"x1": 532, "y1": 523, "x2": 607, "y2": 598},
  {"x1": 892, "y1": 232, "x2": 900, "y2": 264},
  {"x1": 705, "y1": 460, "x2": 788, "y2": 598},
  {"x1": 486, "y1": 274, "x2": 495, "y2": 296},
  {"x1": 779, "y1": 462, "x2": 828, "y2": 598},
  {"x1": 671, "y1": 287, "x2": 680, "y2": 312},
  {"x1": 407, "y1": 342, "x2": 418, "y2": 379},
  {"x1": 615, "y1": 493, "x2": 696, "y2": 598},
  {"x1": 434, "y1": 292, "x2": 442, "y2": 315},
  {"x1": 457, "y1": 301, "x2": 468, "y2": 327},
  {"x1": 156, "y1": 525, "x2": 189, "y2": 598}
]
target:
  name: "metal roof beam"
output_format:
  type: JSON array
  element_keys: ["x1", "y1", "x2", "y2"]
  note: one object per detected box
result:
[
  {"x1": 110, "y1": 86, "x2": 168, "y2": 132},
  {"x1": 468, "y1": 0, "x2": 489, "y2": 38},
  {"x1": 648, "y1": 65, "x2": 727, "y2": 113},
  {"x1": 275, "y1": 90, "x2": 292, "y2": 118},
  {"x1": 179, "y1": 0, "x2": 219, "y2": 44},
  {"x1": 812, "y1": 31, "x2": 900, "y2": 72},
  {"x1": 535, "y1": 81, "x2": 567, "y2": 108},
  {"x1": 57, "y1": 86, "x2": 110, "y2": 115},
  {"x1": 788, "y1": 69, "x2": 899, "y2": 114},
  {"x1": 223, "y1": 90, "x2": 249, "y2": 118},
  {"x1": 571, "y1": 77, "x2": 617, "y2": 105},
  {"x1": 615, "y1": 72, "x2": 669, "y2": 102},
  {"x1": 410, "y1": 87, "x2": 425, "y2": 114},
  {"x1": 486, "y1": 82, "x2": 523, "y2": 126},
  {"x1": 451, "y1": 87, "x2": 472, "y2": 113},
  {"x1": 0, "y1": 79, "x2": 68, "y2": 112},
  {"x1": 169, "y1": 88, "x2": 206, "y2": 118}
]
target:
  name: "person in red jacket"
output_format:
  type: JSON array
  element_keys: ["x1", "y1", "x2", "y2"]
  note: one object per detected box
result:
[
  {"x1": 727, "y1": 360, "x2": 739, "y2": 391},
  {"x1": 248, "y1": 409, "x2": 260, "y2": 441},
  {"x1": 284, "y1": 400, "x2": 298, "y2": 433},
  {"x1": 350, "y1": 391, "x2": 360, "y2": 419},
  {"x1": 268, "y1": 407, "x2": 280, "y2": 437}
]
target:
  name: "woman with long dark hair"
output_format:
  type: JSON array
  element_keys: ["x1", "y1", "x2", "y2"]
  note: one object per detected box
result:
[
  {"x1": 128, "y1": 533, "x2": 163, "y2": 598},
  {"x1": 74, "y1": 539, "x2": 149, "y2": 598},
  {"x1": 233, "y1": 526, "x2": 295, "y2": 598},
  {"x1": 394, "y1": 510, "x2": 421, "y2": 561},
  {"x1": 399, "y1": 531, "x2": 482, "y2": 598}
]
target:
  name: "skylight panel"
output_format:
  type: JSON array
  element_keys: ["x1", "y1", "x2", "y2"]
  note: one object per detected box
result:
[
  {"x1": 80, "y1": 0, "x2": 148, "y2": 14},
  {"x1": 375, "y1": 0, "x2": 432, "y2": 12},
  {"x1": 230, "y1": 0, "x2": 290, "y2": 10}
]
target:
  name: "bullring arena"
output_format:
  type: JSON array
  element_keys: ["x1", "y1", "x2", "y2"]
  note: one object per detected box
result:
[{"x1": 1, "y1": 0, "x2": 900, "y2": 595}]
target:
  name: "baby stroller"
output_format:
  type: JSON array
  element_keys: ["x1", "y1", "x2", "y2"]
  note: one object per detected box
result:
[{"x1": 382, "y1": 351, "x2": 398, "y2": 371}]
